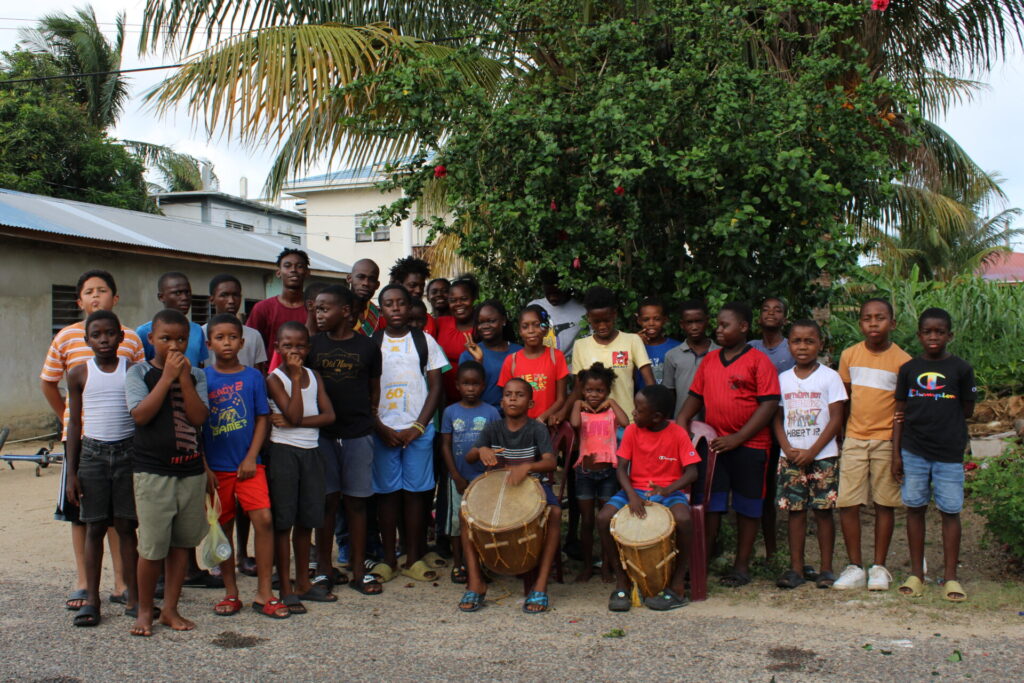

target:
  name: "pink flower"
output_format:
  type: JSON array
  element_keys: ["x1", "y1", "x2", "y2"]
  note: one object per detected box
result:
[
  {"x1": 572, "y1": 257, "x2": 581, "y2": 269},
  {"x1": 871, "y1": 0, "x2": 889, "y2": 11},
  {"x1": 433, "y1": 164, "x2": 447, "y2": 178},
  {"x1": 550, "y1": 200, "x2": 558, "y2": 211},
  {"x1": 613, "y1": 185, "x2": 625, "y2": 196}
]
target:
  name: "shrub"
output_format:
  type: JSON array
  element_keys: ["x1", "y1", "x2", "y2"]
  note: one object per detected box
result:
[{"x1": 965, "y1": 443, "x2": 1024, "y2": 563}]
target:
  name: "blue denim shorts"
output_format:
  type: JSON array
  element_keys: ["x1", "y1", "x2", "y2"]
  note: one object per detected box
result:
[
  {"x1": 607, "y1": 488, "x2": 689, "y2": 511},
  {"x1": 900, "y1": 449, "x2": 964, "y2": 514},
  {"x1": 574, "y1": 466, "x2": 618, "y2": 501}
]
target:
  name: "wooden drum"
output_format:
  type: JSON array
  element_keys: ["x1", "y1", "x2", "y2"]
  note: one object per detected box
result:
[
  {"x1": 610, "y1": 503, "x2": 677, "y2": 597},
  {"x1": 461, "y1": 470, "x2": 548, "y2": 576}
]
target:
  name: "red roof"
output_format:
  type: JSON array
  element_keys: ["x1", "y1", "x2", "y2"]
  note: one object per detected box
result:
[{"x1": 979, "y1": 252, "x2": 1024, "y2": 282}]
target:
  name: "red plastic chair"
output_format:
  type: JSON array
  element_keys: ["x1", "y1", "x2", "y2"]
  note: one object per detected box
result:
[{"x1": 688, "y1": 420, "x2": 719, "y2": 602}]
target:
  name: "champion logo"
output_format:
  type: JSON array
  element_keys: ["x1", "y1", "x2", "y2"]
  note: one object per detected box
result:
[{"x1": 916, "y1": 371, "x2": 946, "y2": 391}]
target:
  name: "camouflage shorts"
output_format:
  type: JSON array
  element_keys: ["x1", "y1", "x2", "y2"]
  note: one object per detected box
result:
[{"x1": 776, "y1": 456, "x2": 839, "y2": 511}]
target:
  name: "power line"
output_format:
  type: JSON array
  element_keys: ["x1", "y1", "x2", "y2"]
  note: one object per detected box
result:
[{"x1": 0, "y1": 62, "x2": 185, "y2": 84}]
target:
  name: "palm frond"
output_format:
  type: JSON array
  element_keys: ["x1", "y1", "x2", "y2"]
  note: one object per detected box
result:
[{"x1": 122, "y1": 140, "x2": 216, "y2": 192}]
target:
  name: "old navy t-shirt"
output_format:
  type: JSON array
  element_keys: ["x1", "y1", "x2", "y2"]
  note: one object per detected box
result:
[
  {"x1": 309, "y1": 332, "x2": 383, "y2": 439},
  {"x1": 202, "y1": 366, "x2": 270, "y2": 472},
  {"x1": 895, "y1": 355, "x2": 976, "y2": 463}
]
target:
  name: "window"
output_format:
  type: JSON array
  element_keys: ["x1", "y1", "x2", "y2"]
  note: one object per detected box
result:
[
  {"x1": 242, "y1": 298, "x2": 260, "y2": 323},
  {"x1": 191, "y1": 295, "x2": 210, "y2": 325},
  {"x1": 355, "y1": 213, "x2": 390, "y2": 242},
  {"x1": 225, "y1": 219, "x2": 255, "y2": 232},
  {"x1": 51, "y1": 285, "x2": 79, "y2": 335},
  {"x1": 373, "y1": 225, "x2": 391, "y2": 242},
  {"x1": 278, "y1": 230, "x2": 301, "y2": 245}
]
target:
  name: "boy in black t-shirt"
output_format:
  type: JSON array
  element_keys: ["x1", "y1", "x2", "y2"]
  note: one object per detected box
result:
[
  {"x1": 309, "y1": 284, "x2": 383, "y2": 595},
  {"x1": 125, "y1": 310, "x2": 212, "y2": 636},
  {"x1": 892, "y1": 308, "x2": 975, "y2": 602}
]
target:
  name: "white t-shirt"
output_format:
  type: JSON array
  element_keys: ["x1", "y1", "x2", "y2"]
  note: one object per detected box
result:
[
  {"x1": 528, "y1": 297, "x2": 586, "y2": 360},
  {"x1": 378, "y1": 331, "x2": 448, "y2": 429},
  {"x1": 202, "y1": 323, "x2": 268, "y2": 368},
  {"x1": 778, "y1": 364, "x2": 848, "y2": 460}
]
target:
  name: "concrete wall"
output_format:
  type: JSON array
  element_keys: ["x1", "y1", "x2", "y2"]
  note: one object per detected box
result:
[
  {"x1": 159, "y1": 200, "x2": 306, "y2": 244},
  {"x1": 0, "y1": 234, "x2": 342, "y2": 438}
]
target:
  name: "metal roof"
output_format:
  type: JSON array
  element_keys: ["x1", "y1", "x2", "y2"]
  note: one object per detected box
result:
[
  {"x1": 151, "y1": 190, "x2": 306, "y2": 221},
  {"x1": 0, "y1": 188, "x2": 349, "y2": 273}
]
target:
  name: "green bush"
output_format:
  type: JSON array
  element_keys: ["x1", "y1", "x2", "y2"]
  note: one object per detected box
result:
[
  {"x1": 829, "y1": 266, "x2": 1024, "y2": 396},
  {"x1": 965, "y1": 444, "x2": 1024, "y2": 563}
]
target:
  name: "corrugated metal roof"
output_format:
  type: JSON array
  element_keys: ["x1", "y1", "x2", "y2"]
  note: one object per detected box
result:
[
  {"x1": 0, "y1": 188, "x2": 349, "y2": 273},
  {"x1": 979, "y1": 251, "x2": 1024, "y2": 282}
]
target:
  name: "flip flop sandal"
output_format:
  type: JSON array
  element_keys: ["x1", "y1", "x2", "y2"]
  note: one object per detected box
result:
[
  {"x1": 458, "y1": 590, "x2": 486, "y2": 613},
  {"x1": 608, "y1": 590, "x2": 631, "y2": 612},
  {"x1": 366, "y1": 561, "x2": 398, "y2": 583},
  {"x1": 281, "y1": 594, "x2": 307, "y2": 614},
  {"x1": 300, "y1": 577, "x2": 338, "y2": 602},
  {"x1": 422, "y1": 551, "x2": 448, "y2": 569},
  {"x1": 816, "y1": 571, "x2": 836, "y2": 589},
  {"x1": 451, "y1": 565, "x2": 468, "y2": 584},
  {"x1": 719, "y1": 571, "x2": 752, "y2": 588},
  {"x1": 328, "y1": 567, "x2": 349, "y2": 586},
  {"x1": 776, "y1": 570, "x2": 806, "y2": 589},
  {"x1": 109, "y1": 590, "x2": 128, "y2": 605},
  {"x1": 124, "y1": 605, "x2": 161, "y2": 619},
  {"x1": 401, "y1": 559, "x2": 439, "y2": 582},
  {"x1": 252, "y1": 599, "x2": 291, "y2": 619},
  {"x1": 943, "y1": 580, "x2": 967, "y2": 602},
  {"x1": 237, "y1": 557, "x2": 258, "y2": 577},
  {"x1": 802, "y1": 565, "x2": 819, "y2": 581},
  {"x1": 73, "y1": 604, "x2": 101, "y2": 627},
  {"x1": 350, "y1": 574, "x2": 383, "y2": 596},
  {"x1": 66, "y1": 589, "x2": 88, "y2": 611},
  {"x1": 523, "y1": 590, "x2": 549, "y2": 614},
  {"x1": 214, "y1": 595, "x2": 243, "y2": 616},
  {"x1": 644, "y1": 588, "x2": 689, "y2": 611},
  {"x1": 898, "y1": 575, "x2": 925, "y2": 598}
]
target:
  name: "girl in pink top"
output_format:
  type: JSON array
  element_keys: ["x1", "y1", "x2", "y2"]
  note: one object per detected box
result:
[{"x1": 569, "y1": 362, "x2": 629, "y2": 582}]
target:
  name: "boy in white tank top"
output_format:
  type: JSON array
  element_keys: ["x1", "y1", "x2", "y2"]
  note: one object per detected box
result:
[
  {"x1": 265, "y1": 322, "x2": 335, "y2": 613},
  {"x1": 64, "y1": 310, "x2": 139, "y2": 627}
]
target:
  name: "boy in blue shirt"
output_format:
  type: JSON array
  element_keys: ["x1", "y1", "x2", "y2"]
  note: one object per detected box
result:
[
  {"x1": 635, "y1": 297, "x2": 680, "y2": 389},
  {"x1": 137, "y1": 272, "x2": 207, "y2": 367},
  {"x1": 440, "y1": 361, "x2": 500, "y2": 583},
  {"x1": 202, "y1": 314, "x2": 286, "y2": 619}
]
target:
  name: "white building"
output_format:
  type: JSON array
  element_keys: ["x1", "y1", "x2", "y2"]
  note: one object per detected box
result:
[{"x1": 152, "y1": 190, "x2": 307, "y2": 246}]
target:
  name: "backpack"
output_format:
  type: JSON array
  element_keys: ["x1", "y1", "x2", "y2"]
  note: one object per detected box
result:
[{"x1": 371, "y1": 328, "x2": 429, "y2": 374}]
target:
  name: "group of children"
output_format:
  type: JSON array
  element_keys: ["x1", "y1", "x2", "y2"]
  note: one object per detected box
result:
[{"x1": 45, "y1": 253, "x2": 976, "y2": 635}]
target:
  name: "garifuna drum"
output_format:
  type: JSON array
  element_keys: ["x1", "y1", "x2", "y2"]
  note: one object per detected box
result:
[
  {"x1": 461, "y1": 469, "x2": 548, "y2": 576},
  {"x1": 610, "y1": 502, "x2": 677, "y2": 597}
]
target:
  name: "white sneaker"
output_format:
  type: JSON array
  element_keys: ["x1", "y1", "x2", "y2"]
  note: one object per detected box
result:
[
  {"x1": 868, "y1": 564, "x2": 892, "y2": 591},
  {"x1": 832, "y1": 564, "x2": 867, "y2": 590}
]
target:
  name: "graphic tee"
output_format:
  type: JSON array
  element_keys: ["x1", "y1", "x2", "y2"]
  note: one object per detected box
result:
[
  {"x1": 459, "y1": 343, "x2": 522, "y2": 408},
  {"x1": 688, "y1": 346, "x2": 781, "y2": 449},
  {"x1": 578, "y1": 409, "x2": 618, "y2": 466},
  {"x1": 778, "y1": 364, "x2": 848, "y2": 460},
  {"x1": 442, "y1": 402, "x2": 500, "y2": 481},
  {"x1": 202, "y1": 366, "x2": 270, "y2": 472},
  {"x1": 838, "y1": 341, "x2": 912, "y2": 440},
  {"x1": 895, "y1": 355, "x2": 976, "y2": 463},
  {"x1": 378, "y1": 330, "x2": 448, "y2": 429},
  {"x1": 497, "y1": 348, "x2": 570, "y2": 419},
  {"x1": 618, "y1": 422, "x2": 701, "y2": 489},
  {"x1": 636, "y1": 338, "x2": 682, "y2": 389},
  {"x1": 572, "y1": 332, "x2": 651, "y2": 420},
  {"x1": 750, "y1": 338, "x2": 797, "y2": 374},
  {"x1": 136, "y1": 320, "x2": 208, "y2": 368},
  {"x1": 309, "y1": 332, "x2": 382, "y2": 439}
]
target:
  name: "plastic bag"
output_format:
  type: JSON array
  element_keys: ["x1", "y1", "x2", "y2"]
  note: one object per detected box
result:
[{"x1": 198, "y1": 493, "x2": 232, "y2": 569}]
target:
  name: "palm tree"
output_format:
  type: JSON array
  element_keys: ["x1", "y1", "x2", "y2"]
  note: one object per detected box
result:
[
  {"x1": 18, "y1": 5, "x2": 128, "y2": 130},
  {"x1": 124, "y1": 141, "x2": 218, "y2": 193}
]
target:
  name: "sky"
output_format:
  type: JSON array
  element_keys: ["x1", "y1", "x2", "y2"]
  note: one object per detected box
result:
[{"x1": 1, "y1": 2, "x2": 1022, "y2": 245}]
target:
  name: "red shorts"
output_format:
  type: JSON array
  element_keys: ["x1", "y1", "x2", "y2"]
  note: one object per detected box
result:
[{"x1": 215, "y1": 466, "x2": 271, "y2": 525}]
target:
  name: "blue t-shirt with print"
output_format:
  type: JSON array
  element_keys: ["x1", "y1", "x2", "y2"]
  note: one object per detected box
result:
[
  {"x1": 459, "y1": 343, "x2": 523, "y2": 408},
  {"x1": 202, "y1": 366, "x2": 270, "y2": 472},
  {"x1": 137, "y1": 319, "x2": 208, "y2": 368},
  {"x1": 635, "y1": 338, "x2": 682, "y2": 389},
  {"x1": 441, "y1": 401, "x2": 500, "y2": 481}
]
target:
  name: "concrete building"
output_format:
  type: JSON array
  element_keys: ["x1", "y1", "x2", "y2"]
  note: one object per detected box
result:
[
  {"x1": 152, "y1": 190, "x2": 307, "y2": 246},
  {"x1": 0, "y1": 188, "x2": 348, "y2": 438}
]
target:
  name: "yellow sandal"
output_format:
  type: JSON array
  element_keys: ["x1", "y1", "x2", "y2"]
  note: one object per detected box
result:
[
  {"x1": 401, "y1": 559, "x2": 439, "y2": 582},
  {"x1": 898, "y1": 575, "x2": 924, "y2": 598},
  {"x1": 943, "y1": 580, "x2": 966, "y2": 602}
]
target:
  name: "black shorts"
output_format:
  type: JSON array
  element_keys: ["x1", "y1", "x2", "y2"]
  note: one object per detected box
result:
[
  {"x1": 267, "y1": 442, "x2": 326, "y2": 531},
  {"x1": 78, "y1": 437, "x2": 137, "y2": 525},
  {"x1": 708, "y1": 445, "x2": 769, "y2": 518}
]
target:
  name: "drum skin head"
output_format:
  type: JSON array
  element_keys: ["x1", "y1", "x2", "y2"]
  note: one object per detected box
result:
[
  {"x1": 463, "y1": 470, "x2": 546, "y2": 532},
  {"x1": 610, "y1": 503, "x2": 675, "y2": 545}
]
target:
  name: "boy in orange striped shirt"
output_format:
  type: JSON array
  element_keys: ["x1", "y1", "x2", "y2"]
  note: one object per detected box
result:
[{"x1": 39, "y1": 269, "x2": 144, "y2": 610}]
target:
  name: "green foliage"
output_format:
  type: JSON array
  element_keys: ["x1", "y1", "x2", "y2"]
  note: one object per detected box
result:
[
  {"x1": 349, "y1": 0, "x2": 916, "y2": 316},
  {"x1": 830, "y1": 267, "x2": 1024, "y2": 395},
  {"x1": 966, "y1": 443, "x2": 1024, "y2": 563},
  {"x1": 0, "y1": 51, "x2": 152, "y2": 211}
]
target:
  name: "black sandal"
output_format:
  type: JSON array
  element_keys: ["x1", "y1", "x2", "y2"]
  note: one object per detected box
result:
[
  {"x1": 816, "y1": 570, "x2": 836, "y2": 589},
  {"x1": 350, "y1": 574, "x2": 383, "y2": 595},
  {"x1": 450, "y1": 565, "x2": 468, "y2": 584},
  {"x1": 73, "y1": 604, "x2": 101, "y2": 627},
  {"x1": 719, "y1": 570, "x2": 752, "y2": 588},
  {"x1": 776, "y1": 570, "x2": 806, "y2": 589},
  {"x1": 608, "y1": 589, "x2": 631, "y2": 612},
  {"x1": 644, "y1": 588, "x2": 689, "y2": 611}
]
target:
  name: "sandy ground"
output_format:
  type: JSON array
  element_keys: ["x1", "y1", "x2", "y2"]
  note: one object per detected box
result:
[{"x1": 1, "y1": 447, "x2": 1022, "y2": 682}]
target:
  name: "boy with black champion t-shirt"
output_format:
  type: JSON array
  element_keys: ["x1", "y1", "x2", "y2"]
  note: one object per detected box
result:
[
  {"x1": 676, "y1": 302, "x2": 780, "y2": 588},
  {"x1": 892, "y1": 308, "x2": 975, "y2": 602}
]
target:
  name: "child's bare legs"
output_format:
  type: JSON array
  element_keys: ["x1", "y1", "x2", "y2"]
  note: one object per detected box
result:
[
  {"x1": 787, "y1": 510, "x2": 807, "y2": 574},
  {"x1": 159, "y1": 547, "x2": 195, "y2": 631},
  {"x1": 873, "y1": 504, "x2": 895, "y2": 566},
  {"x1": 316, "y1": 491, "x2": 340, "y2": 579},
  {"x1": 377, "y1": 491, "x2": 400, "y2": 571},
  {"x1": 106, "y1": 528, "x2": 127, "y2": 596},
  {"x1": 82, "y1": 522, "x2": 108, "y2": 612},
  {"x1": 839, "y1": 505, "x2": 862, "y2": 565},
  {"x1": 814, "y1": 509, "x2": 835, "y2": 575},
  {"x1": 248, "y1": 508, "x2": 276, "y2": 603},
  {"x1": 459, "y1": 519, "x2": 487, "y2": 606},
  {"x1": 576, "y1": 498, "x2": 596, "y2": 582},
  {"x1": 904, "y1": 505, "x2": 927, "y2": 584},
  {"x1": 217, "y1": 518, "x2": 239, "y2": 611},
  {"x1": 669, "y1": 504, "x2": 693, "y2": 595},
  {"x1": 941, "y1": 511, "x2": 961, "y2": 584},
  {"x1": 292, "y1": 528, "x2": 315, "y2": 595},
  {"x1": 274, "y1": 529, "x2": 294, "y2": 598},
  {"x1": 526, "y1": 505, "x2": 562, "y2": 608},
  {"x1": 133, "y1": 556, "x2": 161, "y2": 636},
  {"x1": 597, "y1": 504, "x2": 629, "y2": 591},
  {"x1": 70, "y1": 524, "x2": 88, "y2": 607},
  {"x1": 113, "y1": 518, "x2": 139, "y2": 610},
  {"x1": 343, "y1": 495, "x2": 370, "y2": 584},
  {"x1": 403, "y1": 490, "x2": 428, "y2": 566},
  {"x1": 733, "y1": 514, "x2": 758, "y2": 576},
  {"x1": 235, "y1": 505, "x2": 253, "y2": 568}
]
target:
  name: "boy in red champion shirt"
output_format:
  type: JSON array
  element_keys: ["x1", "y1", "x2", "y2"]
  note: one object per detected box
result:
[
  {"x1": 676, "y1": 302, "x2": 780, "y2": 588},
  {"x1": 598, "y1": 384, "x2": 701, "y2": 611}
]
